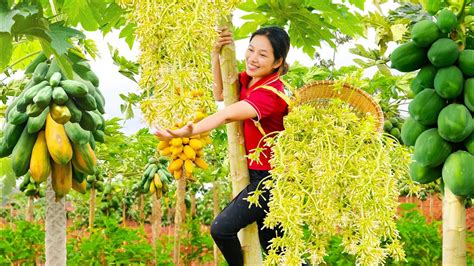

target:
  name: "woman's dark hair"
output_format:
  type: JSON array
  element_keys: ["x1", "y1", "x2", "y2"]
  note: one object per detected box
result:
[{"x1": 250, "y1": 26, "x2": 290, "y2": 75}]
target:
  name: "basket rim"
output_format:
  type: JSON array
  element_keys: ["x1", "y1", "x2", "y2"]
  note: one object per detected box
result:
[{"x1": 295, "y1": 80, "x2": 385, "y2": 132}]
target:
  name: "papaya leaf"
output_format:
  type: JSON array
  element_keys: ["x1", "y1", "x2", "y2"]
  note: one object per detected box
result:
[
  {"x1": 0, "y1": 157, "x2": 16, "y2": 205},
  {"x1": 119, "y1": 23, "x2": 136, "y2": 50},
  {"x1": 100, "y1": 2, "x2": 127, "y2": 35},
  {"x1": 62, "y1": 0, "x2": 100, "y2": 31},
  {"x1": 0, "y1": 33, "x2": 13, "y2": 70},
  {"x1": 0, "y1": 4, "x2": 19, "y2": 33},
  {"x1": 81, "y1": 38, "x2": 99, "y2": 59},
  {"x1": 238, "y1": 0, "x2": 259, "y2": 11},
  {"x1": 47, "y1": 22, "x2": 85, "y2": 56}
]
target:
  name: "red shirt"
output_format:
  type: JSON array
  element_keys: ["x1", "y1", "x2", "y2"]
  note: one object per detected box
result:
[{"x1": 239, "y1": 71, "x2": 288, "y2": 170}]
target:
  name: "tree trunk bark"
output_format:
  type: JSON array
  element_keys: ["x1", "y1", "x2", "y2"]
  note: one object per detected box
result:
[
  {"x1": 218, "y1": 15, "x2": 262, "y2": 265},
  {"x1": 88, "y1": 184, "x2": 96, "y2": 229},
  {"x1": 190, "y1": 190, "x2": 196, "y2": 217},
  {"x1": 213, "y1": 181, "x2": 220, "y2": 266},
  {"x1": 173, "y1": 174, "x2": 187, "y2": 265},
  {"x1": 45, "y1": 175, "x2": 66, "y2": 265},
  {"x1": 151, "y1": 193, "x2": 162, "y2": 245},
  {"x1": 26, "y1": 196, "x2": 34, "y2": 222},
  {"x1": 122, "y1": 201, "x2": 127, "y2": 227},
  {"x1": 442, "y1": 186, "x2": 466, "y2": 265},
  {"x1": 139, "y1": 194, "x2": 145, "y2": 224}
]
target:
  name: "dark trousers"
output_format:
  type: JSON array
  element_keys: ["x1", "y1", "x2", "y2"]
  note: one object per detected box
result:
[{"x1": 210, "y1": 170, "x2": 282, "y2": 266}]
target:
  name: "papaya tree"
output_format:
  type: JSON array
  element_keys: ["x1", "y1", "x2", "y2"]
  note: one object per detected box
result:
[{"x1": 387, "y1": 1, "x2": 474, "y2": 264}]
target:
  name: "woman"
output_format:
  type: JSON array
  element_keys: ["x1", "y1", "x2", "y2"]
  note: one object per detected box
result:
[{"x1": 154, "y1": 26, "x2": 290, "y2": 265}]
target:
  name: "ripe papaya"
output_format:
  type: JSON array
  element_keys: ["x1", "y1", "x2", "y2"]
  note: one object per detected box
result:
[
  {"x1": 30, "y1": 131, "x2": 51, "y2": 183},
  {"x1": 169, "y1": 159, "x2": 184, "y2": 172},
  {"x1": 194, "y1": 157, "x2": 208, "y2": 169},
  {"x1": 45, "y1": 113, "x2": 73, "y2": 165},
  {"x1": 51, "y1": 161, "x2": 72, "y2": 200},
  {"x1": 390, "y1": 42, "x2": 428, "y2": 72},
  {"x1": 50, "y1": 103, "x2": 71, "y2": 124},
  {"x1": 72, "y1": 178, "x2": 87, "y2": 194},
  {"x1": 11, "y1": 127, "x2": 38, "y2": 177},
  {"x1": 71, "y1": 142, "x2": 97, "y2": 175}
]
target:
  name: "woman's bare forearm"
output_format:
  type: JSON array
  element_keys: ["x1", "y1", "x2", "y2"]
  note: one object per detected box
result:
[{"x1": 212, "y1": 52, "x2": 224, "y2": 101}]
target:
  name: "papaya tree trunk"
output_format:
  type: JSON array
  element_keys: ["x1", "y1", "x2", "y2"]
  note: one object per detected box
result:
[
  {"x1": 139, "y1": 194, "x2": 145, "y2": 224},
  {"x1": 26, "y1": 196, "x2": 34, "y2": 222},
  {"x1": 151, "y1": 193, "x2": 162, "y2": 246},
  {"x1": 213, "y1": 181, "x2": 220, "y2": 266},
  {"x1": 173, "y1": 173, "x2": 187, "y2": 264},
  {"x1": 122, "y1": 201, "x2": 127, "y2": 227},
  {"x1": 218, "y1": 15, "x2": 262, "y2": 265},
  {"x1": 89, "y1": 184, "x2": 96, "y2": 229},
  {"x1": 442, "y1": 186, "x2": 466, "y2": 265},
  {"x1": 45, "y1": 175, "x2": 66, "y2": 265},
  {"x1": 190, "y1": 190, "x2": 196, "y2": 217}
]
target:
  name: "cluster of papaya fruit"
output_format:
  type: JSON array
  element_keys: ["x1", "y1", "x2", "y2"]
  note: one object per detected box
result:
[
  {"x1": 157, "y1": 112, "x2": 210, "y2": 180},
  {"x1": 383, "y1": 116, "x2": 404, "y2": 143},
  {"x1": 391, "y1": 8, "x2": 474, "y2": 197},
  {"x1": 137, "y1": 156, "x2": 173, "y2": 199},
  {"x1": 18, "y1": 172, "x2": 45, "y2": 198},
  {"x1": 0, "y1": 53, "x2": 105, "y2": 200},
  {"x1": 99, "y1": 183, "x2": 121, "y2": 214}
]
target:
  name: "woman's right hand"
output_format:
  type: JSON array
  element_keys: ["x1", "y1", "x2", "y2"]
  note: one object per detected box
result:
[{"x1": 213, "y1": 26, "x2": 233, "y2": 55}]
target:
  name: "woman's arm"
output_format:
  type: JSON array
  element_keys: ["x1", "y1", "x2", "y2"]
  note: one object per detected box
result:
[
  {"x1": 212, "y1": 27, "x2": 233, "y2": 102},
  {"x1": 154, "y1": 100, "x2": 257, "y2": 139},
  {"x1": 212, "y1": 52, "x2": 224, "y2": 101}
]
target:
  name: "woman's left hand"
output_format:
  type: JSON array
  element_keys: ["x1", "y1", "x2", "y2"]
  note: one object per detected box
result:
[{"x1": 154, "y1": 122, "x2": 194, "y2": 140}]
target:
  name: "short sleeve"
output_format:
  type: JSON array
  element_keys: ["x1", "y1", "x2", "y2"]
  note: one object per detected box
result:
[{"x1": 244, "y1": 88, "x2": 279, "y2": 120}]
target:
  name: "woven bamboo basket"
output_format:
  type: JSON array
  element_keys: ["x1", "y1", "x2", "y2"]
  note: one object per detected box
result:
[{"x1": 294, "y1": 80, "x2": 385, "y2": 132}]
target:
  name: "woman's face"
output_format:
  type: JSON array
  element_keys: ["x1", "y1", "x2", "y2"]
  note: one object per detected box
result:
[{"x1": 245, "y1": 35, "x2": 282, "y2": 82}]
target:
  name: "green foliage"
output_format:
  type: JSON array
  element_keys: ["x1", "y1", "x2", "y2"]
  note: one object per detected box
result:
[
  {"x1": 67, "y1": 217, "x2": 154, "y2": 264},
  {"x1": 387, "y1": 203, "x2": 442, "y2": 265},
  {"x1": 236, "y1": 0, "x2": 365, "y2": 58},
  {"x1": 0, "y1": 221, "x2": 45, "y2": 264},
  {"x1": 323, "y1": 203, "x2": 444, "y2": 265},
  {"x1": 180, "y1": 217, "x2": 214, "y2": 264}
]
